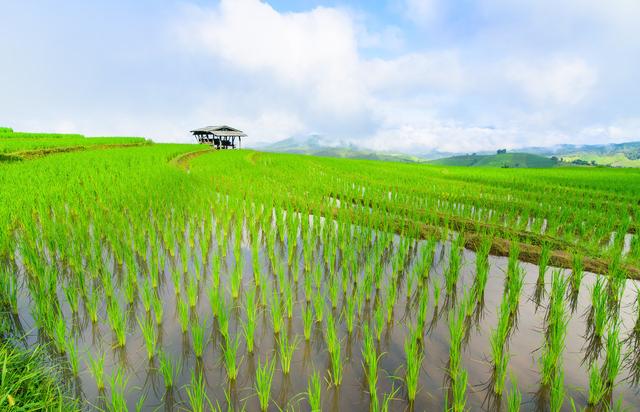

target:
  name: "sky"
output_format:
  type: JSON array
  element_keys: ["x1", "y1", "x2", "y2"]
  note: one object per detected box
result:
[{"x1": 1, "y1": 0, "x2": 639, "y2": 153}]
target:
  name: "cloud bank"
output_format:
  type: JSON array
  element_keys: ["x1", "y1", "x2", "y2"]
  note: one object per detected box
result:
[{"x1": 0, "y1": 0, "x2": 639, "y2": 152}]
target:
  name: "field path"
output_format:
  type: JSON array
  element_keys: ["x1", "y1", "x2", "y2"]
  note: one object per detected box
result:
[{"x1": 0, "y1": 141, "x2": 150, "y2": 162}]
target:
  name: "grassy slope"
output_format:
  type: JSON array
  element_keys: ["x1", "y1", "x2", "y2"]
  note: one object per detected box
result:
[
  {"x1": 0, "y1": 129, "x2": 147, "y2": 155},
  {"x1": 428, "y1": 152, "x2": 558, "y2": 168},
  {"x1": 562, "y1": 153, "x2": 640, "y2": 168}
]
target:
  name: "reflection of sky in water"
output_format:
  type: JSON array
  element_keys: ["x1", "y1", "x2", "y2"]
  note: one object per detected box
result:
[{"x1": 10, "y1": 219, "x2": 640, "y2": 411}]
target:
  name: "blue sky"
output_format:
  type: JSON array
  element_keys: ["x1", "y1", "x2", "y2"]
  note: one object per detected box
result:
[{"x1": 1, "y1": 0, "x2": 639, "y2": 152}]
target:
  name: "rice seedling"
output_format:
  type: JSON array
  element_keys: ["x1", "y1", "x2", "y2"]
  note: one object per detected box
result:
[
  {"x1": 362, "y1": 324, "x2": 381, "y2": 408},
  {"x1": 222, "y1": 334, "x2": 241, "y2": 381},
  {"x1": 343, "y1": 292, "x2": 356, "y2": 335},
  {"x1": 374, "y1": 302, "x2": 384, "y2": 341},
  {"x1": 178, "y1": 298, "x2": 190, "y2": 333},
  {"x1": 307, "y1": 369, "x2": 322, "y2": 412},
  {"x1": 255, "y1": 357, "x2": 276, "y2": 412},
  {"x1": 138, "y1": 316, "x2": 158, "y2": 360},
  {"x1": 270, "y1": 288, "x2": 284, "y2": 334},
  {"x1": 53, "y1": 315, "x2": 67, "y2": 353},
  {"x1": 549, "y1": 369, "x2": 564, "y2": 412},
  {"x1": 404, "y1": 331, "x2": 423, "y2": 402},
  {"x1": 86, "y1": 290, "x2": 99, "y2": 323},
  {"x1": 186, "y1": 372, "x2": 213, "y2": 412},
  {"x1": 283, "y1": 278, "x2": 294, "y2": 318},
  {"x1": 445, "y1": 234, "x2": 463, "y2": 295},
  {"x1": 590, "y1": 277, "x2": 608, "y2": 338},
  {"x1": 107, "y1": 300, "x2": 127, "y2": 347},
  {"x1": 304, "y1": 270, "x2": 313, "y2": 303},
  {"x1": 140, "y1": 278, "x2": 152, "y2": 313},
  {"x1": 107, "y1": 367, "x2": 128, "y2": 412},
  {"x1": 230, "y1": 262, "x2": 242, "y2": 300},
  {"x1": 171, "y1": 269, "x2": 181, "y2": 296},
  {"x1": 538, "y1": 243, "x2": 551, "y2": 281},
  {"x1": 588, "y1": 362, "x2": 606, "y2": 406},
  {"x1": 540, "y1": 270, "x2": 568, "y2": 386},
  {"x1": 186, "y1": 275, "x2": 199, "y2": 308},
  {"x1": 191, "y1": 318, "x2": 206, "y2": 358},
  {"x1": 327, "y1": 338, "x2": 343, "y2": 386},
  {"x1": 491, "y1": 301, "x2": 511, "y2": 395},
  {"x1": 159, "y1": 350, "x2": 181, "y2": 388},
  {"x1": 277, "y1": 332, "x2": 298, "y2": 375},
  {"x1": 66, "y1": 338, "x2": 79, "y2": 376},
  {"x1": 450, "y1": 368, "x2": 468, "y2": 412},
  {"x1": 312, "y1": 290, "x2": 324, "y2": 324},
  {"x1": 87, "y1": 351, "x2": 105, "y2": 390},
  {"x1": 242, "y1": 311, "x2": 257, "y2": 354},
  {"x1": 303, "y1": 304, "x2": 313, "y2": 340},
  {"x1": 217, "y1": 293, "x2": 230, "y2": 339},
  {"x1": 603, "y1": 321, "x2": 621, "y2": 389},
  {"x1": 507, "y1": 380, "x2": 521, "y2": 412},
  {"x1": 473, "y1": 237, "x2": 491, "y2": 300},
  {"x1": 152, "y1": 294, "x2": 164, "y2": 325}
]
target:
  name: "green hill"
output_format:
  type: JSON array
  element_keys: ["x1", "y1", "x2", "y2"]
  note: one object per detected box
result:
[{"x1": 428, "y1": 152, "x2": 559, "y2": 168}]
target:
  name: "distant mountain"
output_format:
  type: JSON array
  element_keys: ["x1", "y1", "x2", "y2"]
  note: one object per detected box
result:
[
  {"x1": 254, "y1": 135, "x2": 640, "y2": 168},
  {"x1": 428, "y1": 153, "x2": 559, "y2": 168},
  {"x1": 255, "y1": 135, "x2": 426, "y2": 163}
]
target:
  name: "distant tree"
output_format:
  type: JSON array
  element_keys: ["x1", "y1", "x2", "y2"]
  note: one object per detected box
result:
[
  {"x1": 497, "y1": 149, "x2": 507, "y2": 154},
  {"x1": 472, "y1": 152, "x2": 477, "y2": 156},
  {"x1": 551, "y1": 156, "x2": 558, "y2": 162}
]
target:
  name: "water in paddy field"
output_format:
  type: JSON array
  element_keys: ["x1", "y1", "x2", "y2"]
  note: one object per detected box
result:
[{"x1": 6, "y1": 216, "x2": 640, "y2": 411}]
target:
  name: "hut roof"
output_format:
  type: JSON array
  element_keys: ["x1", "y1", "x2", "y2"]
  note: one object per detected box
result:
[{"x1": 190, "y1": 125, "x2": 247, "y2": 137}]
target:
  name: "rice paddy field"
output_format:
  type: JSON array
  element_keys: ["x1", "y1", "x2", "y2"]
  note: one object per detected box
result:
[{"x1": 1, "y1": 133, "x2": 640, "y2": 411}]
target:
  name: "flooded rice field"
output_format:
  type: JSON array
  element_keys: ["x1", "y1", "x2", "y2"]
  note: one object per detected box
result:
[{"x1": 6, "y1": 215, "x2": 640, "y2": 411}]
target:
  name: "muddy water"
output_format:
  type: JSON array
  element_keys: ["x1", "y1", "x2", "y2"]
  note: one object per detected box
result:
[{"x1": 10, "y1": 226, "x2": 640, "y2": 411}]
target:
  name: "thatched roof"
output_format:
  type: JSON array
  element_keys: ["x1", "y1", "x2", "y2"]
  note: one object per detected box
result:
[{"x1": 190, "y1": 125, "x2": 246, "y2": 137}]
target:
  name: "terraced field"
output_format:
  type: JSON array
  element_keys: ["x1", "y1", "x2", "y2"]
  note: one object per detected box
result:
[{"x1": 1, "y1": 134, "x2": 639, "y2": 411}]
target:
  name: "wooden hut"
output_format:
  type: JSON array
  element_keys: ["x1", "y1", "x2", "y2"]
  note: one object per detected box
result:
[{"x1": 191, "y1": 125, "x2": 246, "y2": 149}]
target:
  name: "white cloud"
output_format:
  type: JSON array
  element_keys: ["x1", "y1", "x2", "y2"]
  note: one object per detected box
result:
[
  {"x1": 401, "y1": 0, "x2": 439, "y2": 25},
  {"x1": 506, "y1": 57, "x2": 597, "y2": 106}
]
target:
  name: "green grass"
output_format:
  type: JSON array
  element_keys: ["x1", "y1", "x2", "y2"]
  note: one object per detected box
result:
[{"x1": 0, "y1": 342, "x2": 78, "y2": 410}]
